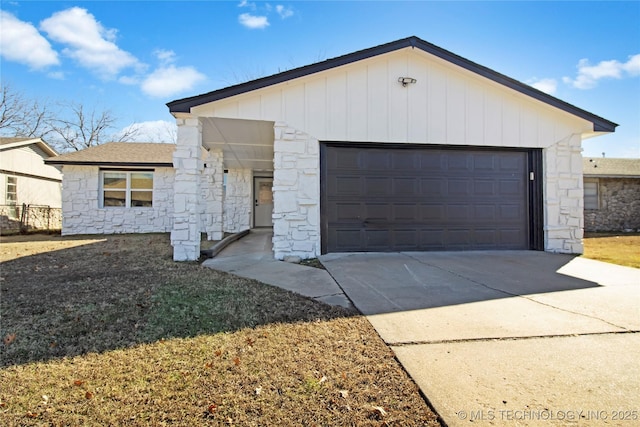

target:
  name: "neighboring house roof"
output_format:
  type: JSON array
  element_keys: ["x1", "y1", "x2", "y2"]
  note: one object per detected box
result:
[
  {"x1": 45, "y1": 142, "x2": 175, "y2": 167},
  {"x1": 583, "y1": 158, "x2": 640, "y2": 178},
  {"x1": 167, "y1": 36, "x2": 618, "y2": 133},
  {"x1": 0, "y1": 137, "x2": 59, "y2": 157}
]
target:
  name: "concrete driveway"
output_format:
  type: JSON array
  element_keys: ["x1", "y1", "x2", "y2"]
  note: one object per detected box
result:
[{"x1": 320, "y1": 251, "x2": 640, "y2": 426}]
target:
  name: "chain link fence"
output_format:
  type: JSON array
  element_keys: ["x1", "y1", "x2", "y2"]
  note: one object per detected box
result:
[{"x1": 0, "y1": 204, "x2": 62, "y2": 234}]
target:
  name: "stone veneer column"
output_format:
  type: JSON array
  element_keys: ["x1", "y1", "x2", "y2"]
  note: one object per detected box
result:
[
  {"x1": 544, "y1": 133, "x2": 584, "y2": 254},
  {"x1": 272, "y1": 122, "x2": 320, "y2": 260},
  {"x1": 223, "y1": 169, "x2": 252, "y2": 232},
  {"x1": 172, "y1": 117, "x2": 203, "y2": 261},
  {"x1": 202, "y1": 149, "x2": 224, "y2": 240}
]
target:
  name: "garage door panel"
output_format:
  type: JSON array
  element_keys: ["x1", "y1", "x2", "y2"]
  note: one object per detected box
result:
[
  {"x1": 365, "y1": 177, "x2": 391, "y2": 196},
  {"x1": 332, "y1": 203, "x2": 362, "y2": 222},
  {"x1": 448, "y1": 179, "x2": 471, "y2": 196},
  {"x1": 446, "y1": 153, "x2": 472, "y2": 171},
  {"x1": 329, "y1": 175, "x2": 361, "y2": 196},
  {"x1": 473, "y1": 154, "x2": 497, "y2": 171},
  {"x1": 395, "y1": 230, "x2": 419, "y2": 248},
  {"x1": 421, "y1": 178, "x2": 446, "y2": 196},
  {"x1": 393, "y1": 177, "x2": 419, "y2": 195},
  {"x1": 324, "y1": 146, "x2": 529, "y2": 252},
  {"x1": 421, "y1": 204, "x2": 446, "y2": 220},
  {"x1": 394, "y1": 204, "x2": 418, "y2": 220}
]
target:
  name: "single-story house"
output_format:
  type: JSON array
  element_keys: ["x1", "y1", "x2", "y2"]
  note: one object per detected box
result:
[
  {"x1": 0, "y1": 137, "x2": 62, "y2": 231},
  {"x1": 49, "y1": 36, "x2": 619, "y2": 261},
  {"x1": 583, "y1": 157, "x2": 640, "y2": 232}
]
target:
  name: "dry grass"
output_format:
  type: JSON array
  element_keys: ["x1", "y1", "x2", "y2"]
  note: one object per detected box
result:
[
  {"x1": 583, "y1": 233, "x2": 640, "y2": 269},
  {"x1": 0, "y1": 233, "x2": 439, "y2": 426}
]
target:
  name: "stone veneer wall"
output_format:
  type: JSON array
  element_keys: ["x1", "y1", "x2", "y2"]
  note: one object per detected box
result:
[
  {"x1": 60, "y1": 165, "x2": 174, "y2": 235},
  {"x1": 201, "y1": 149, "x2": 224, "y2": 240},
  {"x1": 584, "y1": 178, "x2": 640, "y2": 232},
  {"x1": 224, "y1": 169, "x2": 252, "y2": 232},
  {"x1": 272, "y1": 122, "x2": 320, "y2": 260},
  {"x1": 543, "y1": 134, "x2": 584, "y2": 254}
]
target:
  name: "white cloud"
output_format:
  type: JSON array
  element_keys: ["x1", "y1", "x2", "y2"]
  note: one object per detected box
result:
[
  {"x1": 40, "y1": 7, "x2": 139, "y2": 79},
  {"x1": 622, "y1": 54, "x2": 640, "y2": 75},
  {"x1": 119, "y1": 120, "x2": 177, "y2": 143},
  {"x1": 563, "y1": 54, "x2": 640, "y2": 89},
  {"x1": 239, "y1": 13, "x2": 269, "y2": 29},
  {"x1": 154, "y1": 49, "x2": 176, "y2": 65},
  {"x1": 0, "y1": 10, "x2": 59, "y2": 69},
  {"x1": 276, "y1": 5, "x2": 294, "y2": 19},
  {"x1": 238, "y1": 1, "x2": 257, "y2": 10},
  {"x1": 528, "y1": 78, "x2": 557, "y2": 95},
  {"x1": 141, "y1": 65, "x2": 206, "y2": 98},
  {"x1": 47, "y1": 70, "x2": 65, "y2": 80}
]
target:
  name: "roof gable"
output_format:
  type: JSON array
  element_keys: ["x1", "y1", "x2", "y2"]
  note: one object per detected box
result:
[
  {"x1": 0, "y1": 137, "x2": 59, "y2": 157},
  {"x1": 45, "y1": 142, "x2": 175, "y2": 167},
  {"x1": 168, "y1": 36, "x2": 617, "y2": 133}
]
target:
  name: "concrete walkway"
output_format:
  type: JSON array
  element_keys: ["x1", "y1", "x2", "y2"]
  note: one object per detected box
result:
[
  {"x1": 202, "y1": 229, "x2": 354, "y2": 309},
  {"x1": 320, "y1": 251, "x2": 640, "y2": 427}
]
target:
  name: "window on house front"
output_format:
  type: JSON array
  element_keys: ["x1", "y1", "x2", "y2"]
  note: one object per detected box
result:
[
  {"x1": 6, "y1": 176, "x2": 17, "y2": 205},
  {"x1": 101, "y1": 171, "x2": 153, "y2": 208},
  {"x1": 584, "y1": 179, "x2": 599, "y2": 210}
]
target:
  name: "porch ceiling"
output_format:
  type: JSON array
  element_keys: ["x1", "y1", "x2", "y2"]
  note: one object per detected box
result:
[{"x1": 201, "y1": 117, "x2": 274, "y2": 170}]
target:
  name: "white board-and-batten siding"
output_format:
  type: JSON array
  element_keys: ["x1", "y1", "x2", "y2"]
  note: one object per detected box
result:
[{"x1": 192, "y1": 48, "x2": 592, "y2": 148}]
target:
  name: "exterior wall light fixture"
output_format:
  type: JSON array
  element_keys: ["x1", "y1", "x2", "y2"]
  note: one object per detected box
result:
[{"x1": 398, "y1": 77, "x2": 417, "y2": 87}]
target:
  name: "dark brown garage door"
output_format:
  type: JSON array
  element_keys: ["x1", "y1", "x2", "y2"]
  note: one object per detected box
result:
[{"x1": 321, "y1": 145, "x2": 532, "y2": 253}]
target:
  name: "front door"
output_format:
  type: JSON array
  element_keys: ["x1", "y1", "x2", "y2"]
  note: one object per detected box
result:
[{"x1": 254, "y1": 177, "x2": 273, "y2": 227}]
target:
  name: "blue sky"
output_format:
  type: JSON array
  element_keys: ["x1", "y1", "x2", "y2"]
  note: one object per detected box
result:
[{"x1": 1, "y1": 1, "x2": 639, "y2": 157}]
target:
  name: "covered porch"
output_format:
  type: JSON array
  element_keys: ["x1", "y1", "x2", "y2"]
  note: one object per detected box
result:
[{"x1": 170, "y1": 114, "x2": 321, "y2": 261}]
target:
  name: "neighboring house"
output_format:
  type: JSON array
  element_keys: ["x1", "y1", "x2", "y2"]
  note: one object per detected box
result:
[
  {"x1": 45, "y1": 142, "x2": 176, "y2": 235},
  {"x1": 583, "y1": 158, "x2": 640, "y2": 232},
  {"x1": 49, "y1": 37, "x2": 619, "y2": 261},
  {"x1": 0, "y1": 137, "x2": 62, "y2": 231}
]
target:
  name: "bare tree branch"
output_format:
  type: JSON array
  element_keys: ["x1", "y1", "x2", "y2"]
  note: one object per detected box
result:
[
  {"x1": 0, "y1": 84, "x2": 55, "y2": 139},
  {"x1": 48, "y1": 102, "x2": 138, "y2": 152}
]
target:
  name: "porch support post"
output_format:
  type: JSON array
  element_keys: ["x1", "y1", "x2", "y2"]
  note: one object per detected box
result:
[
  {"x1": 172, "y1": 116, "x2": 203, "y2": 261},
  {"x1": 203, "y1": 149, "x2": 224, "y2": 240},
  {"x1": 272, "y1": 121, "x2": 320, "y2": 260}
]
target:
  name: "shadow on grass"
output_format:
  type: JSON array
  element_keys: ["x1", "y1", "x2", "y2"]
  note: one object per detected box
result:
[{"x1": 0, "y1": 234, "x2": 354, "y2": 368}]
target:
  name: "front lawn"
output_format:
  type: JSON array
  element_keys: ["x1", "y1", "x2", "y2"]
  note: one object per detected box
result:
[
  {"x1": 0, "y1": 233, "x2": 439, "y2": 426},
  {"x1": 583, "y1": 233, "x2": 640, "y2": 268}
]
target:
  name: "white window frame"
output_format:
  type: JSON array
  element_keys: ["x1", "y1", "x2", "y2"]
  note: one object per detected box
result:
[
  {"x1": 6, "y1": 175, "x2": 17, "y2": 205},
  {"x1": 583, "y1": 178, "x2": 599, "y2": 210},
  {"x1": 100, "y1": 170, "x2": 154, "y2": 208}
]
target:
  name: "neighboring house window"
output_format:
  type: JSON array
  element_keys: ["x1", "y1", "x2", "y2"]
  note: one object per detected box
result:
[
  {"x1": 101, "y1": 171, "x2": 153, "y2": 208},
  {"x1": 584, "y1": 179, "x2": 599, "y2": 210},
  {"x1": 6, "y1": 176, "x2": 17, "y2": 205}
]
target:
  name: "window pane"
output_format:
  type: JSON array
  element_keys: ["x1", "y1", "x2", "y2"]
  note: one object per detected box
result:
[
  {"x1": 131, "y1": 191, "x2": 152, "y2": 207},
  {"x1": 584, "y1": 181, "x2": 598, "y2": 210},
  {"x1": 104, "y1": 172, "x2": 126, "y2": 189},
  {"x1": 131, "y1": 173, "x2": 153, "y2": 189},
  {"x1": 104, "y1": 190, "x2": 126, "y2": 206}
]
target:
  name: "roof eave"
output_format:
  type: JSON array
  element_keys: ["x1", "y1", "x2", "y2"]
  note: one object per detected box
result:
[{"x1": 44, "y1": 160, "x2": 174, "y2": 168}]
